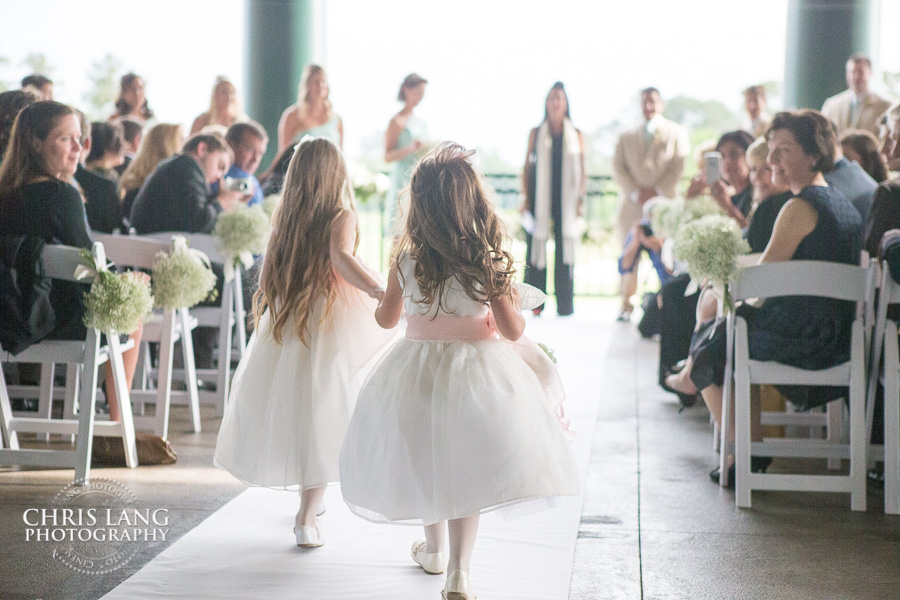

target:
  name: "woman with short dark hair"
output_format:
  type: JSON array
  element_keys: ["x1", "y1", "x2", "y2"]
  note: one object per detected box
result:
[{"x1": 688, "y1": 109, "x2": 862, "y2": 483}]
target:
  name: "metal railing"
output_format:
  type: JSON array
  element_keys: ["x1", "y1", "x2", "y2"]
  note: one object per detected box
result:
[{"x1": 355, "y1": 174, "x2": 632, "y2": 297}]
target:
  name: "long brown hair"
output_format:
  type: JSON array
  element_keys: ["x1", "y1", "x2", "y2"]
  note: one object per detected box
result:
[
  {"x1": 0, "y1": 101, "x2": 75, "y2": 195},
  {"x1": 253, "y1": 137, "x2": 356, "y2": 344},
  {"x1": 396, "y1": 142, "x2": 516, "y2": 311}
]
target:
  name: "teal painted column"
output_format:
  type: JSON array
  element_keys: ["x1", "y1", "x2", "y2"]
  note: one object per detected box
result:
[
  {"x1": 245, "y1": 0, "x2": 321, "y2": 169},
  {"x1": 784, "y1": 0, "x2": 880, "y2": 110}
]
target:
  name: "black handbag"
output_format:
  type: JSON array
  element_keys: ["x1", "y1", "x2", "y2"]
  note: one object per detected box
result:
[{"x1": 0, "y1": 236, "x2": 55, "y2": 355}]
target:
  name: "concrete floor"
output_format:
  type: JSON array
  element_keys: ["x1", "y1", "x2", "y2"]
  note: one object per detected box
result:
[{"x1": 1, "y1": 299, "x2": 899, "y2": 599}]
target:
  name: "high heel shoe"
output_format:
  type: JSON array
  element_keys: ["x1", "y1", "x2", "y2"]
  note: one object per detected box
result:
[
  {"x1": 294, "y1": 524, "x2": 324, "y2": 548},
  {"x1": 442, "y1": 570, "x2": 476, "y2": 600},
  {"x1": 410, "y1": 540, "x2": 447, "y2": 574},
  {"x1": 709, "y1": 456, "x2": 773, "y2": 487}
]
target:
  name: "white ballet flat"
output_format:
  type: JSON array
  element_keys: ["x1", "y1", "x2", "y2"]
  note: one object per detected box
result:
[
  {"x1": 410, "y1": 539, "x2": 448, "y2": 574},
  {"x1": 442, "y1": 569, "x2": 476, "y2": 600},
  {"x1": 294, "y1": 525, "x2": 324, "y2": 548}
]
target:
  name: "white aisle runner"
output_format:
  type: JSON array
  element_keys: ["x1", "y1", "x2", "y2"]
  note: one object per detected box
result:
[{"x1": 103, "y1": 314, "x2": 609, "y2": 600}]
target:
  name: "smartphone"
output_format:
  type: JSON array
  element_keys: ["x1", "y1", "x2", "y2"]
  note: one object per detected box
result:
[{"x1": 704, "y1": 152, "x2": 722, "y2": 185}]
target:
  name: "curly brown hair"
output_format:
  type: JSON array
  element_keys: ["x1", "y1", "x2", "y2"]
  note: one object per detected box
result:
[{"x1": 396, "y1": 142, "x2": 516, "y2": 311}]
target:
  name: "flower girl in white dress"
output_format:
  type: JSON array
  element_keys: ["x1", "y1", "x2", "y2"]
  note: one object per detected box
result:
[
  {"x1": 340, "y1": 143, "x2": 579, "y2": 599},
  {"x1": 214, "y1": 137, "x2": 395, "y2": 548}
]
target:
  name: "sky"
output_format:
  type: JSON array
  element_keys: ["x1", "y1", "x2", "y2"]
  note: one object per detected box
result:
[{"x1": 1, "y1": 0, "x2": 897, "y2": 171}]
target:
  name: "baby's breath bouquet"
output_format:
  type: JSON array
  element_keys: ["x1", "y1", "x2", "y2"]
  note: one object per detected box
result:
[
  {"x1": 81, "y1": 252, "x2": 154, "y2": 334},
  {"x1": 214, "y1": 206, "x2": 271, "y2": 258},
  {"x1": 673, "y1": 215, "x2": 750, "y2": 310},
  {"x1": 261, "y1": 194, "x2": 280, "y2": 220},
  {"x1": 152, "y1": 247, "x2": 217, "y2": 309},
  {"x1": 651, "y1": 196, "x2": 721, "y2": 240}
]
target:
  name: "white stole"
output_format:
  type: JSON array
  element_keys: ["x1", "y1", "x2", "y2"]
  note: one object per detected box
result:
[{"x1": 530, "y1": 118, "x2": 581, "y2": 269}]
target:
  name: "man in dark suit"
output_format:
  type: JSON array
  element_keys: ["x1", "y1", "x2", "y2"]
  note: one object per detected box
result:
[
  {"x1": 130, "y1": 133, "x2": 245, "y2": 234},
  {"x1": 130, "y1": 133, "x2": 248, "y2": 369},
  {"x1": 73, "y1": 112, "x2": 126, "y2": 234}
]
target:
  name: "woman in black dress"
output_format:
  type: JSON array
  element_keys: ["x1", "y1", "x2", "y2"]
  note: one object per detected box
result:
[
  {"x1": 0, "y1": 101, "x2": 143, "y2": 422},
  {"x1": 521, "y1": 82, "x2": 586, "y2": 316},
  {"x1": 688, "y1": 109, "x2": 861, "y2": 480}
]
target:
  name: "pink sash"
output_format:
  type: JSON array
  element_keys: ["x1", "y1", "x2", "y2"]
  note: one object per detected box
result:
[
  {"x1": 405, "y1": 314, "x2": 495, "y2": 341},
  {"x1": 405, "y1": 312, "x2": 573, "y2": 436}
]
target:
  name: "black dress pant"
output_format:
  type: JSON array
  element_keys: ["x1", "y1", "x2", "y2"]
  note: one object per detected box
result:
[{"x1": 524, "y1": 193, "x2": 574, "y2": 316}]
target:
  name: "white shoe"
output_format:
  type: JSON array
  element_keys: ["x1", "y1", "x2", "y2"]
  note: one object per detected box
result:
[
  {"x1": 410, "y1": 539, "x2": 447, "y2": 574},
  {"x1": 294, "y1": 525, "x2": 324, "y2": 548},
  {"x1": 442, "y1": 570, "x2": 475, "y2": 600},
  {"x1": 316, "y1": 502, "x2": 326, "y2": 517}
]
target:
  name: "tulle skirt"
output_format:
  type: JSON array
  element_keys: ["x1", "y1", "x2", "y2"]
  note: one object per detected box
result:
[
  {"x1": 214, "y1": 282, "x2": 397, "y2": 489},
  {"x1": 339, "y1": 337, "x2": 580, "y2": 525}
]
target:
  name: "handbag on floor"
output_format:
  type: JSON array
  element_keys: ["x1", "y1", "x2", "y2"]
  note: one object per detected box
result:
[{"x1": 91, "y1": 434, "x2": 178, "y2": 466}]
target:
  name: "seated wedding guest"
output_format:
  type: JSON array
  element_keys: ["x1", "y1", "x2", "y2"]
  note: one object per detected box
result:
[
  {"x1": 85, "y1": 121, "x2": 126, "y2": 181},
  {"x1": 130, "y1": 133, "x2": 246, "y2": 234},
  {"x1": 74, "y1": 113, "x2": 126, "y2": 234},
  {"x1": 743, "y1": 137, "x2": 792, "y2": 253},
  {"x1": 662, "y1": 138, "x2": 792, "y2": 404},
  {"x1": 119, "y1": 123, "x2": 183, "y2": 221},
  {"x1": 109, "y1": 73, "x2": 153, "y2": 123},
  {"x1": 0, "y1": 89, "x2": 38, "y2": 163},
  {"x1": 115, "y1": 117, "x2": 143, "y2": 177},
  {"x1": 840, "y1": 129, "x2": 888, "y2": 183},
  {"x1": 258, "y1": 143, "x2": 295, "y2": 197},
  {"x1": 878, "y1": 103, "x2": 900, "y2": 172},
  {"x1": 0, "y1": 101, "x2": 143, "y2": 421},
  {"x1": 277, "y1": 64, "x2": 343, "y2": 152},
  {"x1": 865, "y1": 108, "x2": 900, "y2": 258},
  {"x1": 742, "y1": 85, "x2": 771, "y2": 137},
  {"x1": 709, "y1": 130, "x2": 755, "y2": 228},
  {"x1": 190, "y1": 76, "x2": 247, "y2": 135},
  {"x1": 825, "y1": 120, "x2": 877, "y2": 229},
  {"x1": 689, "y1": 109, "x2": 861, "y2": 483},
  {"x1": 212, "y1": 121, "x2": 267, "y2": 207},
  {"x1": 21, "y1": 74, "x2": 53, "y2": 101}
]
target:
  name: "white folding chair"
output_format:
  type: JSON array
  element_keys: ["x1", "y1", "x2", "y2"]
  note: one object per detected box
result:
[
  {"x1": 0, "y1": 242, "x2": 138, "y2": 481},
  {"x1": 725, "y1": 261, "x2": 871, "y2": 511},
  {"x1": 94, "y1": 234, "x2": 202, "y2": 439},
  {"x1": 865, "y1": 260, "x2": 900, "y2": 514},
  {"x1": 144, "y1": 232, "x2": 247, "y2": 417}
]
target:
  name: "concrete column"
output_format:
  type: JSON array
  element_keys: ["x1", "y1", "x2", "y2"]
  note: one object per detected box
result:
[
  {"x1": 784, "y1": 0, "x2": 881, "y2": 110},
  {"x1": 245, "y1": 0, "x2": 322, "y2": 169}
]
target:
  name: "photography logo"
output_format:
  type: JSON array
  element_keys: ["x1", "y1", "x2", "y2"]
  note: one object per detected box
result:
[{"x1": 22, "y1": 478, "x2": 170, "y2": 575}]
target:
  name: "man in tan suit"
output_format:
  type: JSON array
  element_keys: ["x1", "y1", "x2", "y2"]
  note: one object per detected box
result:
[
  {"x1": 821, "y1": 53, "x2": 892, "y2": 136},
  {"x1": 612, "y1": 87, "x2": 689, "y2": 320}
]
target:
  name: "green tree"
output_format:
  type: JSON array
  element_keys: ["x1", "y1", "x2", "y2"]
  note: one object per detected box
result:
[
  {"x1": 0, "y1": 56, "x2": 10, "y2": 92},
  {"x1": 21, "y1": 52, "x2": 51, "y2": 75},
  {"x1": 84, "y1": 54, "x2": 121, "y2": 119}
]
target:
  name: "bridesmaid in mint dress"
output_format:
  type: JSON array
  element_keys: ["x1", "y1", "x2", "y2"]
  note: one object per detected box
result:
[
  {"x1": 384, "y1": 73, "x2": 428, "y2": 233},
  {"x1": 277, "y1": 64, "x2": 343, "y2": 153}
]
